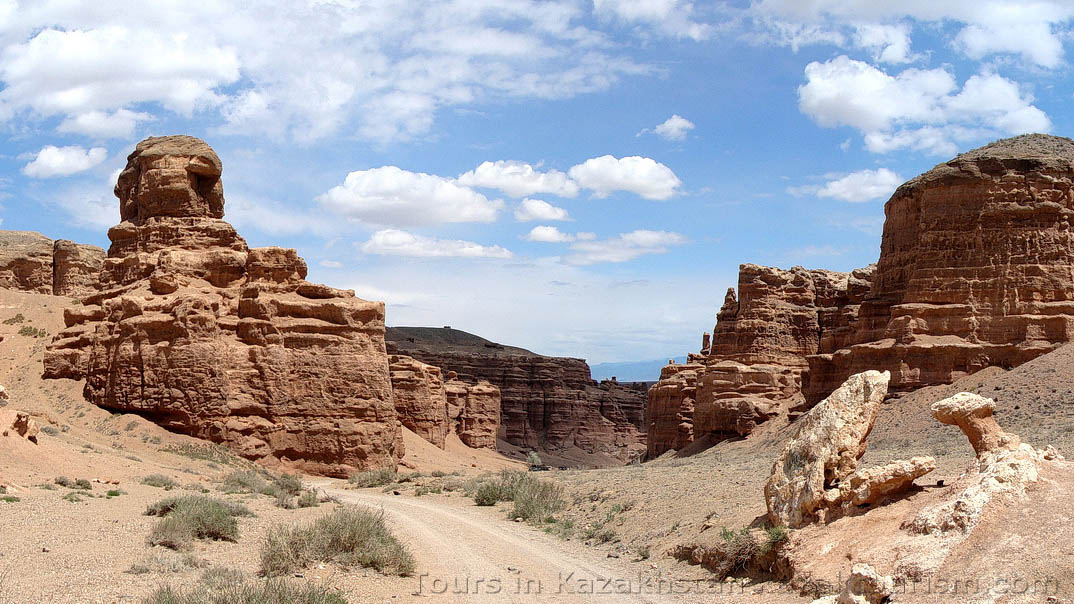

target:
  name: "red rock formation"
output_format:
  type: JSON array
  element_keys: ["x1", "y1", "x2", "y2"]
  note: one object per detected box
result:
[
  {"x1": 43, "y1": 136, "x2": 398, "y2": 476},
  {"x1": 445, "y1": 373, "x2": 501, "y2": 449},
  {"x1": 647, "y1": 264, "x2": 873, "y2": 456},
  {"x1": 0, "y1": 232, "x2": 103, "y2": 297},
  {"x1": 389, "y1": 355, "x2": 450, "y2": 448},
  {"x1": 651, "y1": 134, "x2": 1074, "y2": 457},
  {"x1": 386, "y1": 327, "x2": 645, "y2": 460},
  {"x1": 806, "y1": 134, "x2": 1074, "y2": 403}
]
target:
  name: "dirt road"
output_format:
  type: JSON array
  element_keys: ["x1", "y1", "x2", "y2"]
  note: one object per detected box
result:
[{"x1": 321, "y1": 486, "x2": 747, "y2": 603}]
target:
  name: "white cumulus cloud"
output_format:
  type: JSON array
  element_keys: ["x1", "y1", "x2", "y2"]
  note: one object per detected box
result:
[
  {"x1": 638, "y1": 114, "x2": 695, "y2": 140},
  {"x1": 523, "y1": 225, "x2": 596, "y2": 242},
  {"x1": 568, "y1": 155, "x2": 681, "y2": 200},
  {"x1": 565, "y1": 229, "x2": 686, "y2": 265},
  {"x1": 56, "y1": 109, "x2": 154, "y2": 139},
  {"x1": 360, "y1": 229, "x2": 513, "y2": 259},
  {"x1": 514, "y1": 198, "x2": 570, "y2": 222},
  {"x1": 317, "y1": 166, "x2": 503, "y2": 227},
  {"x1": 798, "y1": 56, "x2": 1050, "y2": 155},
  {"x1": 457, "y1": 161, "x2": 579, "y2": 198},
  {"x1": 816, "y1": 168, "x2": 902, "y2": 202},
  {"x1": 22, "y1": 145, "x2": 107, "y2": 178}
]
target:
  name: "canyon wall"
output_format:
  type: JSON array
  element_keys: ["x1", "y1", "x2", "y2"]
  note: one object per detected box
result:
[
  {"x1": 386, "y1": 327, "x2": 646, "y2": 459},
  {"x1": 42, "y1": 136, "x2": 399, "y2": 476},
  {"x1": 649, "y1": 134, "x2": 1074, "y2": 457},
  {"x1": 0, "y1": 231, "x2": 104, "y2": 297}
]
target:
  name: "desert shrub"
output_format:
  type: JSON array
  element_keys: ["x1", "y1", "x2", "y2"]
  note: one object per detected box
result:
[
  {"x1": 39, "y1": 425, "x2": 58, "y2": 436},
  {"x1": 430, "y1": 471, "x2": 447, "y2": 478},
  {"x1": 414, "y1": 486, "x2": 441, "y2": 497},
  {"x1": 274, "y1": 491, "x2": 296, "y2": 510},
  {"x1": 220, "y1": 470, "x2": 272, "y2": 494},
  {"x1": 146, "y1": 495, "x2": 250, "y2": 550},
  {"x1": 161, "y1": 443, "x2": 241, "y2": 465},
  {"x1": 17, "y1": 326, "x2": 46, "y2": 338},
  {"x1": 473, "y1": 482, "x2": 504, "y2": 506},
  {"x1": 142, "y1": 474, "x2": 179, "y2": 490},
  {"x1": 765, "y1": 526, "x2": 788, "y2": 548},
  {"x1": 526, "y1": 451, "x2": 542, "y2": 467},
  {"x1": 142, "y1": 569, "x2": 346, "y2": 604},
  {"x1": 62, "y1": 492, "x2": 83, "y2": 503},
  {"x1": 1, "y1": 496, "x2": 19, "y2": 503},
  {"x1": 297, "y1": 490, "x2": 319, "y2": 508},
  {"x1": 2, "y1": 313, "x2": 24, "y2": 325},
  {"x1": 272, "y1": 474, "x2": 304, "y2": 496},
  {"x1": 146, "y1": 494, "x2": 252, "y2": 519},
  {"x1": 74, "y1": 479, "x2": 92, "y2": 490},
  {"x1": 259, "y1": 506, "x2": 414, "y2": 577},
  {"x1": 127, "y1": 553, "x2": 206, "y2": 575},
  {"x1": 637, "y1": 544, "x2": 651, "y2": 560},
  {"x1": 54, "y1": 476, "x2": 73, "y2": 488},
  {"x1": 348, "y1": 468, "x2": 396, "y2": 488},
  {"x1": 106, "y1": 489, "x2": 123, "y2": 497},
  {"x1": 511, "y1": 478, "x2": 565, "y2": 523}
]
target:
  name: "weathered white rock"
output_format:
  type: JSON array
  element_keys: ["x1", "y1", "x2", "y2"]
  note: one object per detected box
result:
[
  {"x1": 811, "y1": 563, "x2": 895, "y2": 604},
  {"x1": 766, "y1": 370, "x2": 934, "y2": 527}
]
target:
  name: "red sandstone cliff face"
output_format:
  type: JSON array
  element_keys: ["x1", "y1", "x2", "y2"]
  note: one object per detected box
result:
[
  {"x1": 386, "y1": 327, "x2": 645, "y2": 460},
  {"x1": 647, "y1": 265, "x2": 874, "y2": 457},
  {"x1": 805, "y1": 134, "x2": 1074, "y2": 402},
  {"x1": 649, "y1": 134, "x2": 1074, "y2": 457},
  {"x1": 0, "y1": 232, "x2": 104, "y2": 297},
  {"x1": 445, "y1": 372, "x2": 501, "y2": 449},
  {"x1": 42, "y1": 136, "x2": 399, "y2": 476}
]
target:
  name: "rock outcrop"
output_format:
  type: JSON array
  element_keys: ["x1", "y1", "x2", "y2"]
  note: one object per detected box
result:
[
  {"x1": 389, "y1": 355, "x2": 451, "y2": 448},
  {"x1": 765, "y1": 371, "x2": 934, "y2": 528},
  {"x1": 652, "y1": 134, "x2": 1074, "y2": 454},
  {"x1": 647, "y1": 264, "x2": 874, "y2": 456},
  {"x1": 386, "y1": 327, "x2": 645, "y2": 460},
  {"x1": 0, "y1": 409, "x2": 39, "y2": 443},
  {"x1": 386, "y1": 355, "x2": 501, "y2": 450},
  {"x1": 0, "y1": 232, "x2": 103, "y2": 297},
  {"x1": 905, "y1": 392, "x2": 1064, "y2": 535},
  {"x1": 806, "y1": 134, "x2": 1074, "y2": 402},
  {"x1": 646, "y1": 359, "x2": 702, "y2": 457},
  {"x1": 445, "y1": 373, "x2": 501, "y2": 449},
  {"x1": 811, "y1": 564, "x2": 894, "y2": 604},
  {"x1": 42, "y1": 136, "x2": 399, "y2": 476}
]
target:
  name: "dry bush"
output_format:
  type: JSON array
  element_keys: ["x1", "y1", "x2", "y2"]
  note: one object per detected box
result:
[
  {"x1": 142, "y1": 474, "x2": 179, "y2": 490},
  {"x1": 143, "y1": 568, "x2": 345, "y2": 604},
  {"x1": 348, "y1": 468, "x2": 396, "y2": 488},
  {"x1": 260, "y1": 506, "x2": 415, "y2": 577},
  {"x1": 146, "y1": 496, "x2": 248, "y2": 550}
]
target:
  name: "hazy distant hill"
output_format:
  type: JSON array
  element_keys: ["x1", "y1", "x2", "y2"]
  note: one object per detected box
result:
[{"x1": 589, "y1": 356, "x2": 687, "y2": 382}]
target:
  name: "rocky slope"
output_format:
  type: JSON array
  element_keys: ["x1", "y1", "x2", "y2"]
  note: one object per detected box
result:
[
  {"x1": 0, "y1": 231, "x2": 104, "y2": 297},
  {"x1": 386, "y1": 326, "x2": 646, "y2": 460},
  {"x1": 650, "y1": 134, "x2": 1074, "y2": 457},
  {"x1": 41, "y1": 135, "x2": 399, "y2": 476}
]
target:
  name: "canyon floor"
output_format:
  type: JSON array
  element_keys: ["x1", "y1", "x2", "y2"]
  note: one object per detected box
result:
[{"x1": 3, "y1": 288, "x2": 1074, "y2": 603}]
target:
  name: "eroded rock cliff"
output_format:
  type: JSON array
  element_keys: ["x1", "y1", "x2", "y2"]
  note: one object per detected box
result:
[
  {"x1": 42, "y1": 135, "x2": 399, "y2": 476},
  {"x1": 650, "y1": 134, "x2": 1074, "y2": 457},
  {"x1": 386, "y1": 327, "x2": 645, "y2": 460},
  {"x1": 0, "y1": 232, "x2": 104, "y2": 297}
]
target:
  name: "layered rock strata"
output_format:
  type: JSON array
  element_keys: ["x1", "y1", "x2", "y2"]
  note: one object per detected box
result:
[
  {"x1": 647, "y1": 264, "x2": 874, "y2": 456},
  {"x1": 0, "y1": 231, "x2": 104, "y2": 297},
  {"x1": 806, "y1": 134, "x2": 1074, "y2": 402},
  {"x1": 388, "y1": 356, "x2": 501, "y2": 450},
  {"x1": 765, "y1": 371, "x2": 935, "y2": 528},
  {"x1": 386, "y1": 327, "x2": 645, "y2": 458},
  {"x1": 652, "y1": 134, "x2": 1074, "y2": 455},
  {"x1": 42, "y1": 136, "x2": 398, "y2": 476}
]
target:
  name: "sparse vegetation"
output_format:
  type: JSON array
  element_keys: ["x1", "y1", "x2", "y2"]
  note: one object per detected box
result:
[
  {"x1": 146, "y1": 495, "x2": 249, "y2": 550},
  {"x1": 297, "y1": 490, "x2": 320, "y2": 508},
  {"x1": 17, "y1": 326, "x2": 47, "y2": 338},
  {"x1": 161, "y1": 443, "x2": 241, "y2": 465},
  {"x1": 348, "y1": 468, "x2": 396, "y2": 488},
  {"x1": 2, "y1": 313, "x2": 25, "y2": 325},
  {"x1": 142, "y1": 568, "x2": 346, "y2": 604},
  {"x1": 526, "y1": 450, "x2": 542, "y2": 467},
  {"x1": 62, "y1": 492, "x2": 83, "y2": 503},
  {"x1": 142, "y1": 474, "x2": 179, "y2": 490},
  {"x1": 260, "y1": 506, "x2": 415, "y2": 577},
  {"x1": 54, "y1": 476, "x2": 92, "y2": 490},
  {"x1": 106, "y1": 489, "x2": 123, "y2": 498},
  {"x1": 466, "y1": 470, "x2": 565, "y2": 524},
  {"x1": 1, "y1": 496, "x2": 19, "y2": 503},
  {"x1": 127, "y1": 553, "x2": 207, "y2": 575},
  {"x1": 39, "y1": 425, "x2": 58, "y2": 436}
]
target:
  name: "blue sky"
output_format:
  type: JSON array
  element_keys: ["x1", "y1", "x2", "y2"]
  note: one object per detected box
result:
[{"x1": 1, "y1": 1, "x2": 1072, "y2": 363}]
